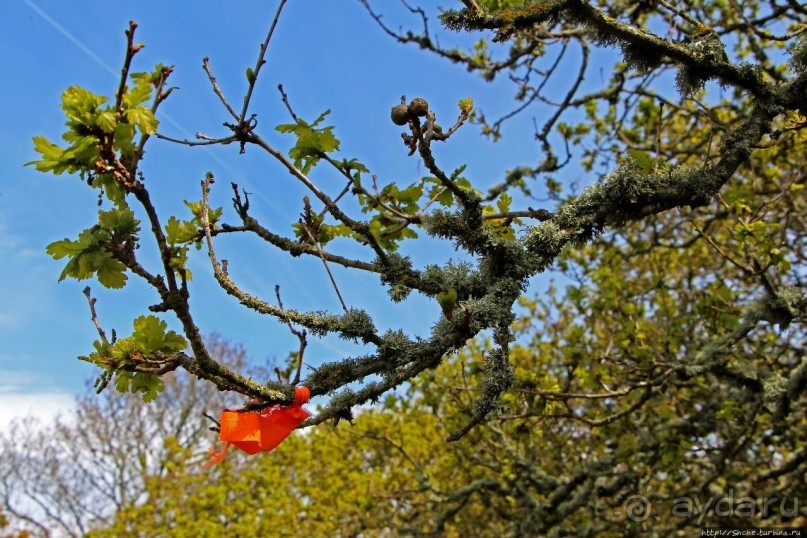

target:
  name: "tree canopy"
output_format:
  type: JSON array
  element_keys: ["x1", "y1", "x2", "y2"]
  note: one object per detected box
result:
[{"x1": 11, "y1": 0, "x2": 807, "y2": 534}]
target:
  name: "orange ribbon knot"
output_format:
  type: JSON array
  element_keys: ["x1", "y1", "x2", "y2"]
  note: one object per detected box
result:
[{"x1": 205, "y1": 386, "x2": 310, "y2": 467}]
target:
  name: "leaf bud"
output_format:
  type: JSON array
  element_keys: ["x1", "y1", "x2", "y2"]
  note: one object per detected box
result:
[{"x1": 436, "y1": 287, "x2": 458, "y2": 320}]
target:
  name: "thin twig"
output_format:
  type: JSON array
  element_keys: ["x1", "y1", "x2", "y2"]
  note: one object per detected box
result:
[
  {"x1": 301, "y1": 223, "x2": 350, "y2": 315},
  {"x1": 277, "y1": 84, "x2": 300, "y2": 123},
  {"x1": 82, "y1": 287, "x2": 109, "y2": 346},
  {"x1": 203, "y1": 57, "x2": 239, "y2": 120},
  {"x1": 275, "y1": 285, "x2": 308, "y2": 386},
  {"x1": 133, "y1": 65, "x2": 174, "y2": 171},
  {"x1": 415, "y1": 118, "x2": 474, "y2": 208},
  {"x1": 154, "y1": 133, "x2": 237, "y2": 146},
  {"x1": 114, "y1": 21, "x2": 139, "y2": 114},
  {"x1": 689, "y1": 219, "x2": 754, "y2": 274},
  {"x1": 239, "y1": 0, "x2": 289, "y2": 122},
  {"x1": 246, "y1": 132, "x2": 391, "y2": 264},
  {"x1": 515, "y1": 369, "x2": 673, "y2": 400},
  {"x1": 654, "y1": 101, "x2": 664, "y2": 174},
  {"x1": 656, "y1": 0, "x2": 701, "y2": 27},
  {"x1": 203, "y1": 412, "x2": 221, "y2": 432},
  {"x1": 541, "y1": 386, "x2": 656, "y2": 427},
  {"x1": 201, "y1": 174, "x2": 375, "y2": 342}
]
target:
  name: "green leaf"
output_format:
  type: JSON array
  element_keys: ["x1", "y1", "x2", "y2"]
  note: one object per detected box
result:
[
  {"x1": 275, "y1": 123, "x2": 298, "y2": 134},
  {"x1": 436, "y1": 188, "x2": 454, "y2": 206},
  {"x1": 496, "y1": 192, "x2": 513, "y2": 213},
  {"x1": 424, "y1": 177, "x2": 455, "y2": 207},
  {"x1": 133, "y1": 373, "x2": 165, "y2": 403},
  {"x1": 123, "y1": 78, "x2": 152, "y2": 108},
  {"x1": 61, "y1": 86, "x2": 108, "y2": 129},
  {"x1": 94, "y1": 252, "x2": 127, "y2": 289},
  {"x1": 437, "y1": 288, "x2": 458, "y2": 314},
  {"x1": 396, "y1": 183, "x2": 423, "y2": 208},
  {"x1": 341, "y1": 158, "x2": 369, "y2": 174},
  {"x1": 458, "y1": 97, "x2": 474, "y2": 113},
  {"x1": 60, "y1": 135, "x2": 101, "y2": 168},
  {"x1": 91, "y1": 173, "x2": 127, "y2": 206},
  {"x1": 98, "y1": 208, "x2": 138, "y2": 233},
  {"x1": 95, "y1": 109, "x2": 117, "y2": 133},
  {"x1": 27, "y1": 136, "x2": 67, "y2": 173},
  {"x1": 46, "y1": 227, "x2": 132, "y2": 287},
  {"x1": 712, "y1": 281, "x2": 734, "y2": 303},
  {"x1": 246, "y1": 67, "x2": 256, "y2": 84},
  {"x1": 131, "y1": 315, "x2": 188, "y2": 354},
  {"x1": 169, "y1": 246, "x2": 192, "y2": 280},
  {"x1": 184, "y1": 200, "x2": 203, "y2": 217},
  {"x1": 317, "y1": 223, "x2": 352, "y2": 246},
  {"x1": 132, "y1": 65, "x2": 166, "y2": 86},
  {"x1": 310, "y1": 109, "x2": 331, "y2": 127},
  {"x1": 27, "y1": 134, "x2": 97, "y2": 175},
  {"x1": 183, "y1": 200, "x2": 222, "y2": 225},
  {"x1": 165, "y1": 216, "x2": 199, "y2": 245},
  {"x1": 276, "y1": 111, "x2": 340, "y2": 173},
  {"x1": 627, "y1": 148, "x2": 655, "y2": 172},
  {"x1": 114, "y1": 371, "x2": 133, "y2": 394},
  {"x1": 47, "y1": 228, "x2": 97, "y2": 260},
  {"x1": 125, "y1": 107, "x2": 159, "y2": 135},
  {"x1": 111, "y1": 369, "x2": 165, "y2": 402},
  {"x1": 87, "y1": 339, "x2": 113, "y2": 366},
  {"x1": 31, "y1": 135, "x2": 64, "y2": 161},
  {"x1": 46, "y1": 237, "x2": 86, "y2": 260},
  {"x1": 113, "y1": 122, "x2": 136, "y2": 159}
]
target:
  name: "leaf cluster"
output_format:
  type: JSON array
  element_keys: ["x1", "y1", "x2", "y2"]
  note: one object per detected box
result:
[
  {"x1": 276, "y1": 110, "x2": 340, "y2": 174},
  {"x1": 88, "y1": 315, "x2": 187, "y2": 402},
  {"x1": 46, "y1": 207, "x2": 139, "y2": 289}
]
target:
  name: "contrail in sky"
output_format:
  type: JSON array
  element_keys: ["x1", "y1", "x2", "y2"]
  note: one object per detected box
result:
[
  {"x1": 22, "y1": 0, "x2": 295, "y2": 221},
  {"x1": 22, "y1": 0, "x2": 118, "y2": 77}
]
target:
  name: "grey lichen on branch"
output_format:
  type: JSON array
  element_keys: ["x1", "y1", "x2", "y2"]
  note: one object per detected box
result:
[
  {"x1": 523, "y1": 100, "x2": 776, "y2": 273},
  {"x1": 441, "y1": 0, "x2": 771, "y2": 98}
]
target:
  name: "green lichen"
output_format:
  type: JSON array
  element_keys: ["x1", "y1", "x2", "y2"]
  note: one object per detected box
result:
[
  {"x1": 762, "y1": 374, "x2": 788, "y2": 405},
  {"x1": 378, "y1": 252, "x2": 414, "y2": 302},
  {"x1": 338, "y1": 309, "x2": 377, "y2": 341},
  {"x1": 760, "y1": 287, "x2": 807, "y2": 328},
  {"x1": 377, "y1": 329, "x2": 417, "y2": 361},
  {"x1": 440, "y1": 0, "x2": 565, "y2": 43},
  {"x1": 621, "y1": 42, "x2": 664, "y2": 73},
  {"x1": 448, "y1": 345, "x2": 515, "y2": 441},
  {"x1": 675, "y1": 26, "x2": 728, "y2": 95}
]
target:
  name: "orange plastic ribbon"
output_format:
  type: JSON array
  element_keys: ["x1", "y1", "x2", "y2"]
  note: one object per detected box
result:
[{"x1": 205, "y1": 386, "x2": 310, "y2": 467}]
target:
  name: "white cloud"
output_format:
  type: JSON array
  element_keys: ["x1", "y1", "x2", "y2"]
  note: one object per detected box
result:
[
  {"x1": 0, "y1": 392, "x2": 75, "y2": 431},
  {"x1": 0, "y1": 213, "x2": 54, "y2": 331}
]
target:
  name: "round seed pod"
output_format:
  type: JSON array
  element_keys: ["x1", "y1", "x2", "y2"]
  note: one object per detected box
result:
[
  {"x1": 390, "y1": 104, "x2": 410, "y2": 126},
  {"x1": 408, "y1": 97, "x2": 429, "y2": 117}
]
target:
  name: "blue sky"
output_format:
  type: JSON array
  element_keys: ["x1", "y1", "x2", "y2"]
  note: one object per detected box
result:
[{"x1": 0, "y1": 0, "x2": 582, "y2": 424}]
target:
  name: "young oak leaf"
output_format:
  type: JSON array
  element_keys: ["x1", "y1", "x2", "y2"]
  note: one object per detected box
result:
[
  {"x1": 98, "y1": 208, "x2": 138, "y2": 234},
  {"x1": 93, "y1": 251, "x2": 128, "y2": 289},
  {"x1": 125, "y1": 107, "x2": 159, "y2": 135},
  {"x1": 122, "y1": 79, "x2": 152, "y2": 109},
  {"x1": 165, "y1": 216, "x2": 199, "y2": 245},
  {"x1": 94, "y1": 109, "x2": 117, "y2": 134},
  {"x1": 131, "y1": 315, "x2": 188, "y2": 354}
]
